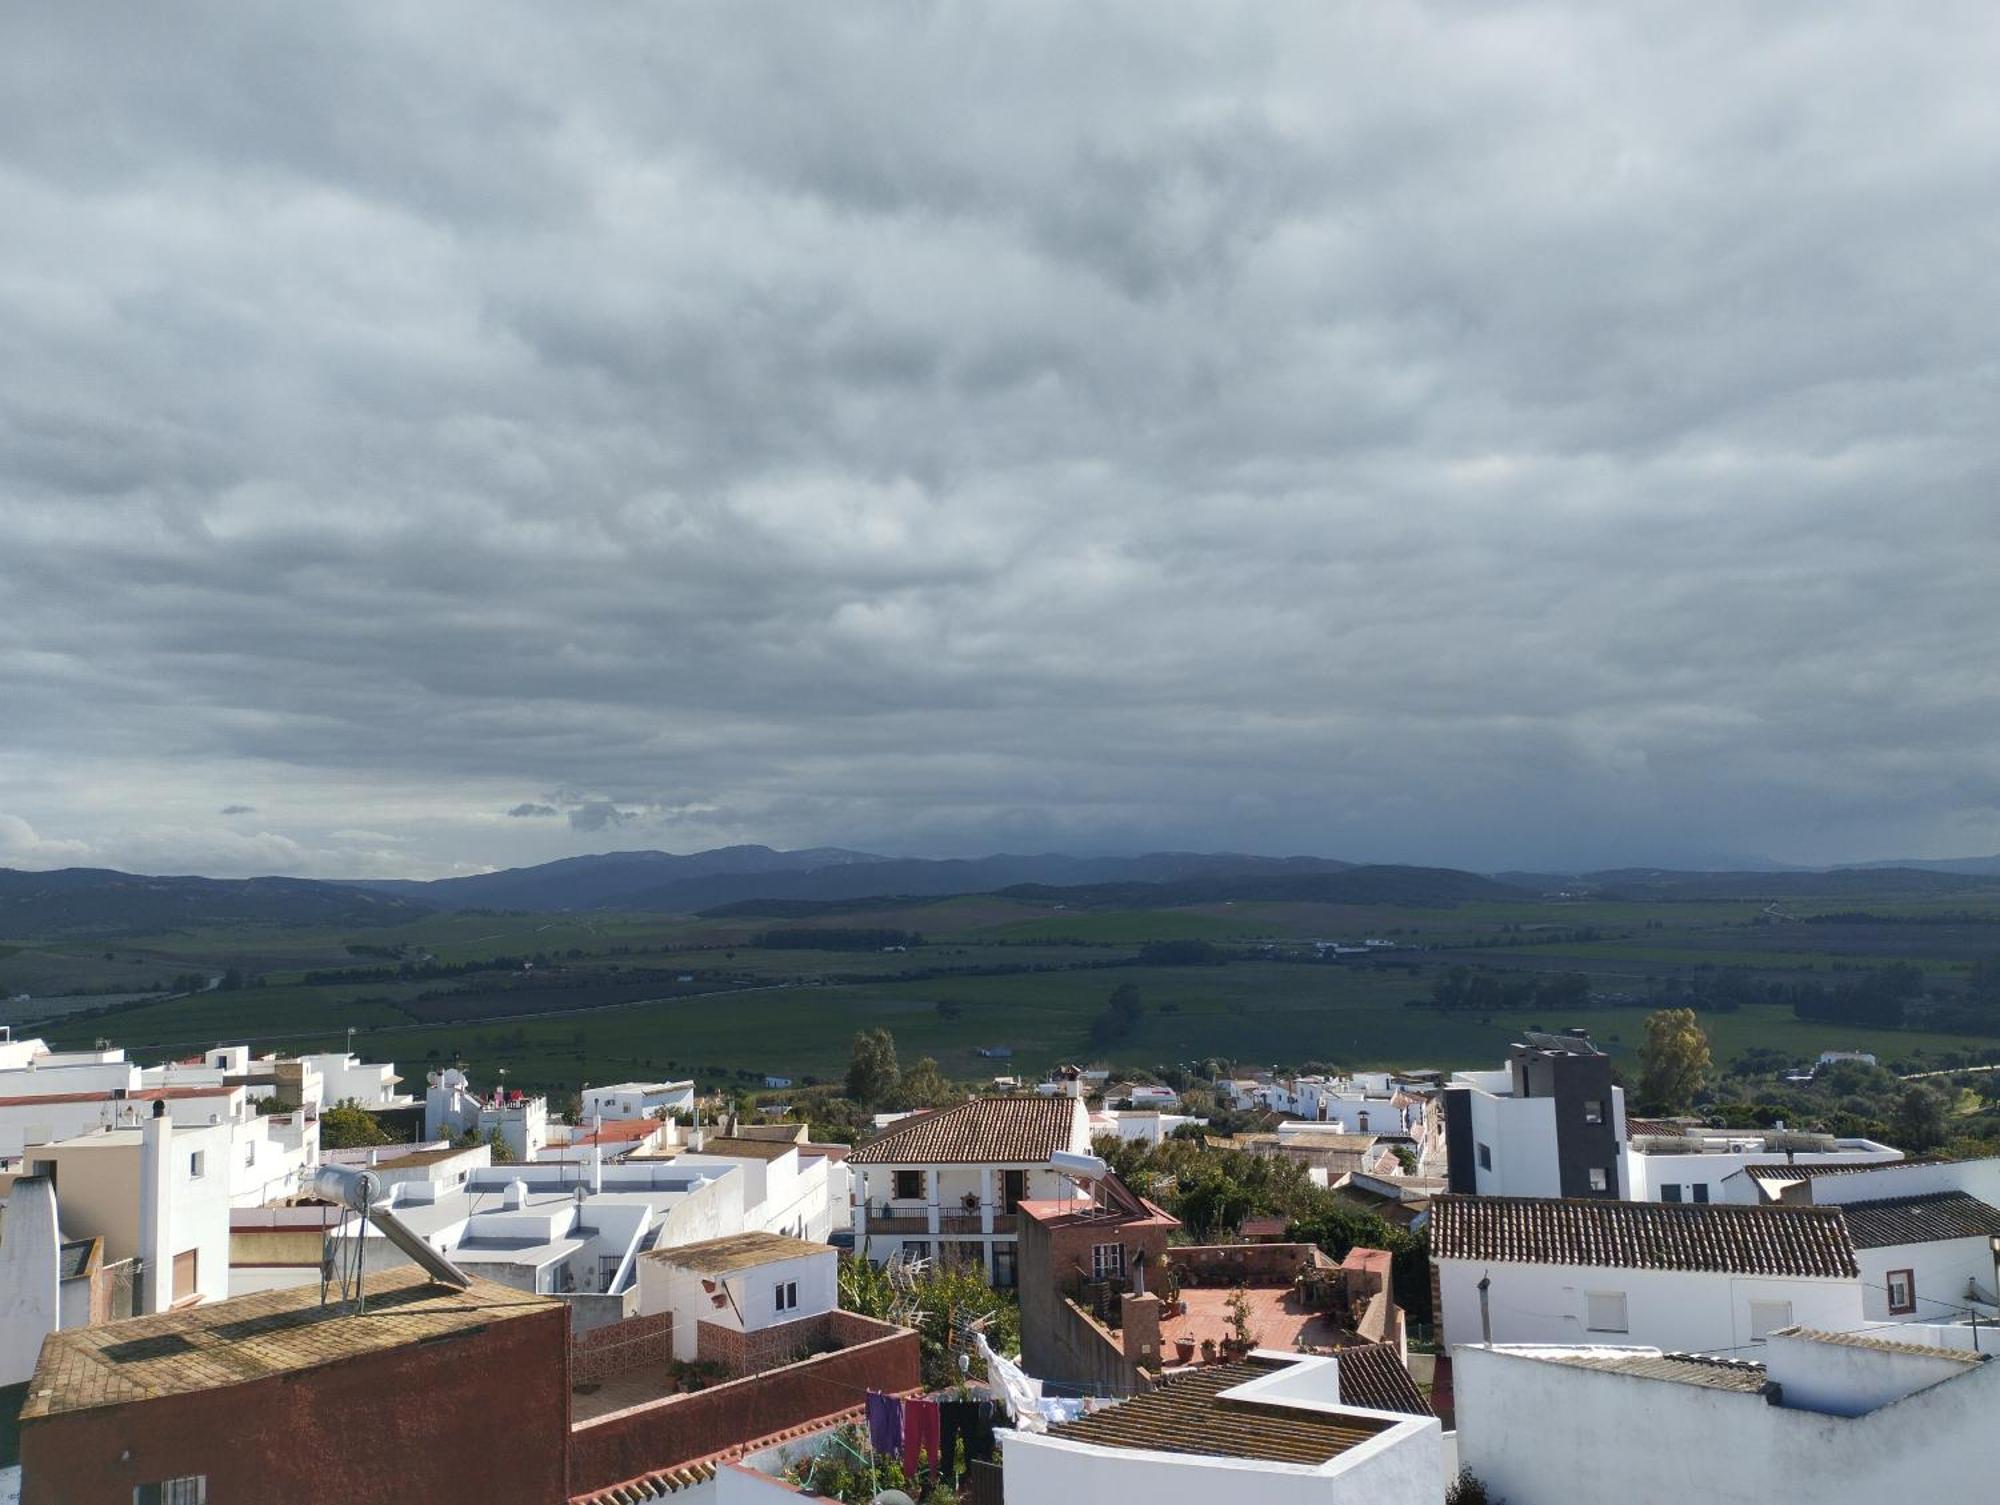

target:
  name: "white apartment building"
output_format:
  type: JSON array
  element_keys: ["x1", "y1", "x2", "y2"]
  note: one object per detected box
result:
[
  {"x1": 850, "y1": 1096, "x2": 1092, "y2": 1287},
  {"x1": 1000, "y1": 1351, "x2": 1443, "y2": 1505},
  {"x1": 673, "y1": 1135, "x2": 836, "y2": 1242},
  {"x1": 424, "y1": 1066, "x2": 550, "y2": 1159},
  {"x1": 1089, "y1": 1108, "x2": 1208, "y2": 1144},
  {"x1": 1444, "y1": 1033, "x2": 1627, "y2": 1200},
  {"x1": 1455, "y1": 1325, "x2": 2000, "y2": 1505},
  {"x1": 299, "y1": 1051, "x2": 411, "y2": 1109},
  {"x1": 1430, "y1": 1193, "x2": 1866, "y2": 1354},
  {"x1": 583, "y1": 1079, "x2": 696, "y2": 1121}
]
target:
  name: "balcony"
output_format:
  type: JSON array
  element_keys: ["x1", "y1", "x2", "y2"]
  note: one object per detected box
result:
[{"x1": 862, "y1": 1204, "x2": 931, "y2": 1233}]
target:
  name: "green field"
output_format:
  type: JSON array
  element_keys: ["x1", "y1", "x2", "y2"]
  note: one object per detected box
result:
[{"x1": 9, "y1": 886, "x2": 2000, "y2": 1097}]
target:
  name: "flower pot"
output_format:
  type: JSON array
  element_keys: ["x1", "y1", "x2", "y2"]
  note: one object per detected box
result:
[{"x1": 1175, "y1": 1338, "x2": 1197, "y2": 1364}]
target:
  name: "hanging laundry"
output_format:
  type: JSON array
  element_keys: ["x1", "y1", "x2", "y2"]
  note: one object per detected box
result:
[
  {"x1": 865, "y1": 1390, "x2": 904, "y2": 1457},
  {"x1": 903, "y1": 1395, "x2": 943, "y2": 1479}
]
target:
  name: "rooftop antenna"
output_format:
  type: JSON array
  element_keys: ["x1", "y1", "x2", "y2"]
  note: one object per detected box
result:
[{"x1": 314, "y1": 1163, "x2": 471, "y2": 1314}]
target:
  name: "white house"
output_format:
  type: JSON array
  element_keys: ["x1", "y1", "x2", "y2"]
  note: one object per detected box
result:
[
  {"x1": 1630, "y1": 1125, "x2": 1901, "y2": 1206},
  {"x1": 637, "y1": 1230, "x2": 839, "y2": 1363},
  {"x1": 1089, "y1": 1108, "x2": 1207, "y2": 1145},
  {"x1": 1443, "y1": 1033, "x2": 1627, "y2": 1200},
  {"x1": 328, "y1": 1158, "x2": 744, "y2": 1332},
  {"x1": 1455, "y1": 1324, "x2": 2000, "y2": 1505},
  {"x1": 424, "y1": 1067, "x2": 549, "y2": 1160},
  {"x1": 22, "y1": 1106, "x2": 232, "y2": 1313},
  {"x1": 583, "y1": 1079, "x2": 696, "y2": 1122},
  {"x1": 1000, "y1": 1352, "x2": 1442, "y2": 1505},
  {"x1": 672, "y1": 1135, "x2": 836, "y2": 1242},
  {"x1": 1430, "y1": 1193, "x2": 1865, "y2": 1354},
  {"x1": 299, "y1": 1051, "x2": 411, "y2": 1109},
  {"x1": 850, "y1": 1096, "x2": 1093, "y2": 1287},
  {"x1": 1755, "y1": 1158, "x2": 2000, "y2": 1325}
]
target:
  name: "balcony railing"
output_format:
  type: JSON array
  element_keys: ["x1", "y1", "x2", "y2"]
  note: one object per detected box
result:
[{"x1": 861, "y1": 1203, "x2": 1020, "y2": 1236}]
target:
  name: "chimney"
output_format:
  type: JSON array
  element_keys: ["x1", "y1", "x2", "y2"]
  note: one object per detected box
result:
[
  {"x1": 1477, "y1": 1273, "x2": 1493, "y2": 1345},
  {"x1": 502, "y1": 1179, "x2": 528, "y2": 1211},
  {"x1": 138, "y1": 1099, "x2": 172, "y2": 1314}
]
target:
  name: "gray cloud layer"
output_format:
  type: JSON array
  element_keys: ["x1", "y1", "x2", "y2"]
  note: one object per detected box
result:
[{"x1": 3, "y1": 3, "x2": 1998, "y2": 878}]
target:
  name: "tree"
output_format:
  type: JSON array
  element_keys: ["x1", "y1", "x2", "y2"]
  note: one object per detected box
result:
[
  {"x1": 1090, "y1": 983, "x2": 1147, "y2": 1048},
  {"x1": 1638, "y1": 1008, "x2": 1712, "y2": 1112},
  {"x1": 893, "y1": 1056, "x2": 955, "y2": 1112},
  {"x1": 845, "y1": 1028, "x2": 901, "y2": 1106},
  {"x1": 1890, "y1": 1083, "x2": 1949, "y2": 1151},
  {"x1": 484, "y1": 1126, "x2": 517, "y2": 1164},
  {"x1": 320, "y1": 1101, "x2": 391, "y2": 1150},
  {"x1": 839, "y1": 1254, "x2": 1019, "y2": 1389}
]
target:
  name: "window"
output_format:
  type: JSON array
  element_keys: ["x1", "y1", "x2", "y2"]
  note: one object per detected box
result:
[
  {"x1": 1691, "y1": 1184, "x2": 1710, "y2": 1204},
  {"x1": 1887, "y1": 1269, "x2": 1916, "y2": 1316},
  {"x1": 775, "y1": 1280, "x2": 799, "y2": 1313},
  {"x1": 1356, "y1": 1111, "x2": 1371, "y2": 1132},
  {"x1": 135, "y1": 1478, "x2": 207, "y2": 1505},
  {"x1": 1585, "y1": 1291, "x2": 1629, "y2": 1333},
  {"x1": 1091, "y1": 1243, "x2": 1126, "y2": 1281},
  {"x1": 1477, "y1": 1142, "x2": 1493, "y2": 1172},
  {"x1": 901, "y1": 1240, "x2": 933, "y2": 1263},
  {"x1": 991, "y1": 1242, "x2": 1018, "y2": 1289},
  {"x1": 1749, "y1": 1299, "x2": 1793, "y2": 1341},
  {"x1": 1583, "y1": 1099, "x2": 1605, "y2": 1125},
  {"x1": 893, "y1": 1169, "x2": 925, "y2": 1202},
  {"x1": 187, "y1": 1151, "x2": 206, "y2": 1180},
  {"x1": 1588, "y1": 1167, "x2": 1609, "y2": 1193},
  {"x1": 1660, "y1": 1183, "x2": 1683, "y2": 1202}
]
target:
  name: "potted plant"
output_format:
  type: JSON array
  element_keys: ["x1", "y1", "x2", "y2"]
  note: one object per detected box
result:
[
  {"x1": 1225, "y1": 1284, "x2": 1260, "y2": 1357},
  {"x1": 1175, "y1": 1336, "x2": 1198, "y2": 1364},
  {"x1": 1199, "y1": 1337, "x2": 1218, "y2": 1363}
]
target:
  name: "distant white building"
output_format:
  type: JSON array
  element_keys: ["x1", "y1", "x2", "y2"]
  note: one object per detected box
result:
[
  {"x1": 1456, "y1": 1325, "x2": 2000, "y2": 1505},
  {"x1": 424, "y1": 1067, "x2": 549, "y2": 1160},
  {"x1": 1089, "y1": 1108, "x2": 1207, "y2": 1145},
  {"x1": 850, "y1": 1096, "x2": 1092, "y2": 1287},
  {"x1": 672, "y1": 1134, "x2": 838, "y2": 1242},
  {"x1": 1000, "y1": 1351, "x2": 1442, "y2": 1505},
  {"x1": 1431, "y1": 1193, "x2": 1866, "y2": 1354},
  {"x1": 581, "y1": 1079, "x2": 695, "y2": 1122}
]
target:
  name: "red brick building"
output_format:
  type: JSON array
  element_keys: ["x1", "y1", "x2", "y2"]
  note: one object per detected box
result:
[{"x1": 20, "y1": 1268, "x2": 572, "y2": 1505}]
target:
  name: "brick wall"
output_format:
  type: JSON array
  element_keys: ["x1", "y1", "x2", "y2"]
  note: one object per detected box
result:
[
  {"x1": 1169, "y1": 1242, "x2": 1335, "y2": 1287},
  {"x1": 695, "y1": 1309, "x2": 847, "y2": 1377},
  {"x1": 574, "y1": 1310, "x2": 676, "y2": 1384},
  {"x1": 568, "y1": 1313, "x2": 920, "y2": 1497}
]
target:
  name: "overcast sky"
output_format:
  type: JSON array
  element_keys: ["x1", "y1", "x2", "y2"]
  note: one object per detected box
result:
[{"x1": 3, "y1": 4, "x2": 1998, "y2": 880}]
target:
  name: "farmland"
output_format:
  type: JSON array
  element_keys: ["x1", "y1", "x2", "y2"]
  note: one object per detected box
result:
[{"x1": 5, "y1": 882, "x2": 2000, "y2": 1099}]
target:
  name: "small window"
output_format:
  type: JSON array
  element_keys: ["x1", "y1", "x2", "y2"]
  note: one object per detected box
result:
[
  {"x1": 135, "y1": 1478, "x2": 207, "y2": 1505},
  {"x1": 1585, "y1": 1291, "x2": 1629, "y2": 1333},
  {"x1": 187, "y1": 1151, "x2": 205, "y2": 1180},
  {"x1": 901, "y1": 1240, "x2": 932, "y2": 1262},
  {"x1": 775, "y1": 1280, "x2": 799, "y2": 1313},
  {"x1": 1660, "y1": 1183, "x2": 1683, "y2": 1203},
  {"x1": 1091, "y1": 1243, "x2": 1126, "y2": 1281},
  {"x1": 1691, "y1": 1184, "x2": 1710, "y2": 1204},
  {"x1": 1749, "y1": 1299, "x2": 1793, "y2": 1342},
  {"x1": 1477, "y1": 1142, "x2": 1493, "y2": 1171},
  {"x1": 1583, "y1": 1100, "x2": 1604, "y2": 1125},
  {"x1": 1588, "y1": 1167, "x2": 1609, "y2": 1193},
  {"x1": 1887, "y1": 1269, "x2": 1916, "y2": 1316},
  {"x1": 893, "y1": 1169, "x2": 925, "y2": 1202}
]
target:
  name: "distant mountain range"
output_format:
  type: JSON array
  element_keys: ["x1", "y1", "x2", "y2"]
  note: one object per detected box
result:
[{"x1": 5, "y1": 844, "x2": 2000, "y2": 938}]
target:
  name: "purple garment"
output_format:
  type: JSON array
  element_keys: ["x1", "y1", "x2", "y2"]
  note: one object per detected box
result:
[{"x1": 867, "y1": 1391, "x2": 904, "y2": 1456}]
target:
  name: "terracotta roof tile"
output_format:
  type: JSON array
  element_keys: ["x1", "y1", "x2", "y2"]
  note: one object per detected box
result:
[
  {"x1": 1331, "y1": 1342, "x2": 1432, "y2": 1416},
  {"x1": 1835, "y1": 1191, "x2": 2000, "y2": 1249},
  {"x1": 1050, "y1": 1358, "x2": 1393, "y2": 1464},
  {"x1": 1430, "y1": 1194, "x2": 1858, "y2": 1278},
  {"x1": 850, "y1": 1096, "x2": 1084, "y2": 1165}
]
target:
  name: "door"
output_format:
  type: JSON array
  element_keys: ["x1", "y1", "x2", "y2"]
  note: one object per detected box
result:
[{"x1": 1001, "y1": 1169, "x2": 1027, "y2": 1213}]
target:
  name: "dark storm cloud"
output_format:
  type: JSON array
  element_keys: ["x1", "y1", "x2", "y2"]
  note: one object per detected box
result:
[
  {"x1": 219, "y1": 805, "x2": 255, "y2": 816},
  {"x1": 2, "y1": 2, "x2": 1998, "y2": 877}
]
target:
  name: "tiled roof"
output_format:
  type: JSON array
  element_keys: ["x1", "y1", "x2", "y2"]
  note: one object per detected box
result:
[
  {"x1": 1838, "y1": 1191, "x2": 2000, "y2": 1249},
  {"x1": 22, "y1": 1269, "x2": 557, "y2": 1420},
  {"x1": 1773, "y1": 1326, "x2": 1988, "y2": 1364},
  {"x1": 1532, "y1": 1349, "x2": 1771, "y2": 1393},
  {"x1": 1332, "y1": 1342, "x2": 1432, "y2": 1416},
  {"x1": 1430, "y1": 1195, "x2": 1858, "y2": 1277},
  {"x1": 642, "y1": 1230, "x2": 832, "y2": 1274},
  {"x1": 1049, "y1": 1358, "x2": 1392, "y2": 1465},
  {"x1": 850, "y1": 1096, "x2": 1081, "y2": 1165}
]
